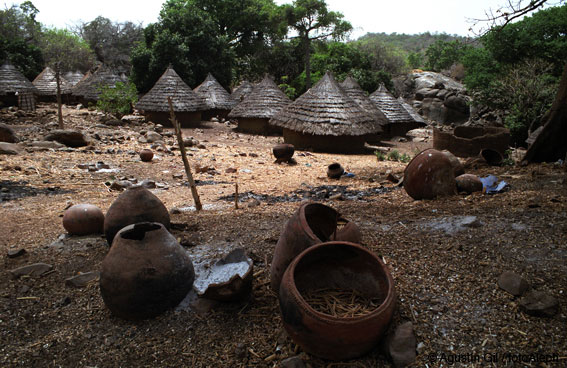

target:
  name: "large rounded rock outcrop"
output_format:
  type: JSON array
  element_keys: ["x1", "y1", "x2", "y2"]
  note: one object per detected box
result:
[
  {"x1": 100, "y1": 222, "x2": 195, "y2": 320},
  {"x1": 103, "y1": 186, "x2": 170, "y2": 245}
]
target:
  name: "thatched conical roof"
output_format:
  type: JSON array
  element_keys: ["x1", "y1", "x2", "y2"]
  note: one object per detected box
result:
[
  {"x1": 270, "y1": 72, "x2": 381, "y2": 136},
  {"x1": 369, "y1": 84, "x2": 416, "y2": 124},
  {"x1": 63, "y1": 71, "x2": 84, "y2": 86},
  {"x1": 194, "y1": 73, "x2": 236, "y2": 110},
  {"x1": 231, "y1": 80, "x2": 254, "y2": 102},
  {"x1": 71, "y1": 64, "x2": 124, "y2": 101},
  {"x1": 228, "y1": 75, "x2": 291, "y2": 119},
  {"x1": 0, "y1": 61, "x2": 38, "y2": 95},
  {"x1": 340, "y1": 76, "x2": 388, "y2": 128},
  {"x1": 33, "y1": 67, "x2": 73, "y2": 95},
  {"x1": 135, "y1": 67, "x2": 207, "y2": 112},
  {"x1": 398, "y1": 97, "x2": 426, "y2": 124}
]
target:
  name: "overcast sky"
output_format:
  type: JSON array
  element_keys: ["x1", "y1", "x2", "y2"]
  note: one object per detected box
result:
[{"x1": 2, "y1": 0, "x2": 556, "y2": 38}]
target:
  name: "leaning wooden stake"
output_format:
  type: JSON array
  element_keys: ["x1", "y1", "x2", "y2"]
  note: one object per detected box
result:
[
  {"x1": 168, "y1": 97, "x2": 202, "y2": 211},
  {"x1": 55, "y1": 62, "x2": 64, "y2": 129}
]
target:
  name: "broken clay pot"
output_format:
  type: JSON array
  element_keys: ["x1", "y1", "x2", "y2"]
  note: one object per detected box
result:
[
  {"x1": 279, "y1": 241, "x2": 396, "y2": 360},
  {"x1": 455, "y1": 173, "x2": 483, "y2": 194},
  {"x1": 100, "y1": 222, "x2": 195, "y2": 320},
  {"x1": 270, "y1": 202, "x2": 361, "y2": 293},
  {"x1": 404, "y1": 148, "x2": 457, "y2": 200},
  {"x1": 104, "y1": 185, "x2": 170, "y2": 245},
  {"x1": 62, "y1": 203, "x2": 104, "y2": 235}
]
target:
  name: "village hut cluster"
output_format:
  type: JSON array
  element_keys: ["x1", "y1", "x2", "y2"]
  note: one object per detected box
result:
[{"x1": 1, "y1": 59, "x2": 427, "y2": 153}]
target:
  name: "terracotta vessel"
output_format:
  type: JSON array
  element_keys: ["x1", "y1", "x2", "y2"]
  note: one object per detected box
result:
[
  {"x1": 104, "y1": 185, "x2": 170, "y2": 245},
  {"x1": 62, "y1": 203, "x2": 104, "y2": 235},
  {"x1": 326, "y1": 163, "x2": 344, "y2": 179},
  {"x1": 273, "y1": 143, "x2": 295, "y2": 162},
  {"x1": 441, "y1": 150, "x2": 465, "y2": 177},
  {"x1": 139, "y1": 148, "x2": 154, "y2": 162},
  {"x1": 100, "y1": 222, "x2": 195, "y2": 320},
  {"x1": 279, "y1": 241, "x2": 396, "y2": 360},
  {"x1": 404, "y1": 148, "x2": 457, "y2": 200},
  {"x1": 456, "y1": 173, "x2": 483, "y2": 194},
  {"x1": 270, "y1": 202, "x2": 361, "y2": 293},
  {"x1": 480, "y1": 148, "x2": 503, "y2": 166}
]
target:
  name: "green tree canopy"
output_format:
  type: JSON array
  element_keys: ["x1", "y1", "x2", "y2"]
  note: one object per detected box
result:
[{"x1": 39, "y1": 28, "x2": 96, "y2": 72}]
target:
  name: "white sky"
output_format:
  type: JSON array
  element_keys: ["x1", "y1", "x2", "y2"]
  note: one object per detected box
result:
[{"x1": 2, "y1": 0, "x2": 558, "y2": 38}]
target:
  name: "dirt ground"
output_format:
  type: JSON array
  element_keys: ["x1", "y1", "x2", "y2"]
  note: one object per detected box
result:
[{"x1": 1, "y1": 103, "x2": 566, "y2": 367}]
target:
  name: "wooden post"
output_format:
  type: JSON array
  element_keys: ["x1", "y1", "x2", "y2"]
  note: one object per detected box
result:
[
  {"x1": 55, "y1": 62, "x2": 64, "y2": 129},
  {"x1": 168, "y1": 97, "x2": 202, "y2": 211}
]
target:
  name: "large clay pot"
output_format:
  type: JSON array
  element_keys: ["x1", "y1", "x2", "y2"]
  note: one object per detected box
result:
[
  {"x1": 326, "y1": 163, "x2": 344, "y2": 179},
  {"x1": 456, "y1": 174, "x2": 483, "y2": 194},
  {"x1": 273, "y1": 143, "x2": 295, "y2": 161},
  {"x1": 62, "y1": 204, "x2": 104, "y2": 235},
  {"x1": 404, "y1": 148, "x2": 457, "y2": 200},
  {"x1": 270, "y1": 202, "x2": 361, "y2": 293},
  {"x1": 100, "y1": 222, "x2": 195, "y2": 320},
  {"x1": 279, "y1": 241, "x2": 396, "y2": 360},
  {"x1": 441, "y1": 150, "x2": 465, "y2": 177},
  {"x1": 104, "y1": 185, "x2": 170, "y2": 245}
]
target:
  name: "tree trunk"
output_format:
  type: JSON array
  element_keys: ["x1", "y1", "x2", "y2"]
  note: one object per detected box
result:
[
  {"x1": 523, "y1": 63, "x2": 567, "y2": 163},
  {"x1": 304, "y1": 37, "x2": 312, "y2": 90},
  {"x1": 55, "y1": 64, "x2": 64, "y2": 129}
]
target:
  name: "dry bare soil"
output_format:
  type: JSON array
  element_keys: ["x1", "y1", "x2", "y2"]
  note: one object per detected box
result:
[{"x1": 1, "y1": 104, "x2": 566, "y2": 367}]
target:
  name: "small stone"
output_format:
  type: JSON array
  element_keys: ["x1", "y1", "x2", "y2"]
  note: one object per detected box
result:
[
  {"x1": 247, "y1": 199, "x2": 261, "y2": 208},
  {"x1": 197, "y1": 144, "x2": 206, "y2": 149},
  {"x1": 0, "y1": 142, "x2": 21, "y2": 155},
  {"x1": 9, "y1": 263, "x2": 53, "y2": 279},
  {"x1": 65, "y1": 271, "x2": 100, "y2": 288},
  {"x1": 459, "y1": 216, "x2": 482, "y2": 228},
  {"x1": 225, "y1": 168, "x2": 237, "y2": 174},
  {"x1": 329, "y1": 193, "x2": 344, "y2": 201},
  {"x1": 145, "y1": 131, "x2": 162, "y2": 143},
  {"x1": 110, "y1": 180, "x2": 133, "y2": 191},
  {"x1": 280, "y1": 355, "x2": 306, "y2": 368},
  {"x1": 388, "y1": 321, "x2": 417, "y2": 368},
  {"x1": 140, "y1": 179, "x2": 156, "y2": 189},
  {"x1": 519, "y1": 290, "x2": 559, "y2": 317},
  {"x1": 498, "y1": 271, "x2": 529, "y2": 296},
  {"x1": 7, "y1": 248, "x2": 26, "y2": 258}
]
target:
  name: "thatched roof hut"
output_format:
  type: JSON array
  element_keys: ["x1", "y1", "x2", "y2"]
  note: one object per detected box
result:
[
  {"x1": 63, "y1": 71, "x2": 84, "y2": 86},
  {"x1": 398, "y1": 97, "x2": 426, "y2": 124},
  {"x1": 0, "y1": 61, "x2": 38, "y2": 109},
  {"x1": 228, "y1": 75, "x2": 291, "y2": 135},
  {"x1": 340, "y1": 76, "x2": 388, "y2": 131},
  {"x1": 369, "y1": 84, "x2": 426, "y2": 137},
  {"x1": 135, "y1": 67, "x2": 207, "y2": 127},
  {"x1": 71, "y1": 64, "x2": 125, "y2": 104},
  {"x1": 33, "y1": 67, "x2": 73, "y2": 101},
  {"x1": 193, "y1": 73, "x2": 236, "y2": 120},
  {"x1": 231, "y1": 80, "x2": 254, "y2": 103},
  {"x1": 270, "y1": 72, "x2": 381, "y2": 153}
]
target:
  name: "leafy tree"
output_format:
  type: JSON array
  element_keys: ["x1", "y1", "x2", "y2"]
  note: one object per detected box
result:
[
  {"x1": 282, "y1": 0, "x2": 352, "y2": 89},
  {"x1": 407, "y1": 52, "x2": 424, "y2": 69},
  {"x1": 96, "y1": 81, "x2": 139, "y2": 117},
  {"x1": 353, "y1": 37, "x2": 408, "y2": 76},
  {"x1": 78, "y1": 16, "x2": 143, "y2": 70},
  {"x1": 425, "y1": 40, "x2": 472, "y2": 72},
  {"x1": 39, "y1": 28, "x2": 96, "y2": 72}
]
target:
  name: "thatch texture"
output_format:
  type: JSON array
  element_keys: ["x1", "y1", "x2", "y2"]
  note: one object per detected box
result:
[
  {"x1": 0, "y1": 61, "x2": 38, "y2": 96},
  {"x1": 229, "y1": 75, "x2": 291, "y2": 119},
  {"x1": 231, "y1": 80, "x2": 254, "y2": 103},
  {"x1": 136, "y1": 67, "x2": 206, "y2": 113},
  {"x1": 398, "y1": 97, "x2": 426, "y2": 124},
  {"x1": 71, "y1": 65, "x2": 125, "y2": 102},
  {"x1": 340, "y1": 76, "x2": 387, "y2": 128},
  {"x1": 33, "y1": 67, "x2": 73, "y2": 96},
  {"x1": 270, "y1": 72, "x2": 380, "y2": 136},
  {"x1": 63, "y1": 71, "x2": 84, "y2": 86},
  {"x1": 194, "y1": 73, "x2": 236, "y2": 110},
  {"x1": 369, "y1": 84, "x2": 416, "y2": 124}
]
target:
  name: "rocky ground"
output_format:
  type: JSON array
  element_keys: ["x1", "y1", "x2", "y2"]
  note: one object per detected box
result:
[{"x1": 1, "y1": 103, "x2": 566, "y2": 367}]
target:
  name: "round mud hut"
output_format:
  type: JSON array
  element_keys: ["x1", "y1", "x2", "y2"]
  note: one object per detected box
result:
[
  {"x1": 228, "y1": 75, "x2": 291, "y2": 135},
  {"x1": 0, "y1": 61, "x2": 38, "y2": 110},
  {"x1": 63, "y1": 71, "x2": 85, "y2": 87},
  {"x1": 369, "y1": 84, "x2": 426, "y2": 137},
  {"x1": 135, "y1": 67, "x2": 207, "y2": 127},
  {"x1": 71, "y1": 65, "x2": 125, "y2": 105},
  {"x1": 340, "y1": 75, "x2": 387, "y2": 141},
  {"x1": 33, "y1": 67, "x2": 73, "y2": 103},
  {"x1": 193, "y1": 73, "x2": 236, "y2": 120},
  {"x1": 269, "y1": 72, "x2": 382, "y2": 153},
  {"x1": 231, "y1": 80, "x2": 254, "y2": 103}
]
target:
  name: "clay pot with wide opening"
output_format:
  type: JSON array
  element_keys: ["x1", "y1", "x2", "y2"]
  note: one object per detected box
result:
[
  {"x1": 273, "y1": 143, "x2": 295, "y2": 162},
  {"x1": 404, "y1": 148, "x2": 457, "y2": 200},
  {"x1": 270, "y1": 202, "x2": 361, "y2": 293},
  {"x1": 327, "y1": 163, "x2": 345, "y2": 179},
  {"x1": 278, "y1": 241, "x2": 396, "y2": 360},
  {"x1": 62, "y1": 203, "x2": 104, "y2": 235},
  {"x1": 104, "y1": 185, "x2": 171, "y2": 245},
  {"x1": 100, "y1": 222, "x2": 195, "y2": 320}
]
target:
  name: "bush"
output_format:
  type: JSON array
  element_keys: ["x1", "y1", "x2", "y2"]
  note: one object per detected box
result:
[{"x1": 96, "y1": 81, "x2": 138, "y2": 118}]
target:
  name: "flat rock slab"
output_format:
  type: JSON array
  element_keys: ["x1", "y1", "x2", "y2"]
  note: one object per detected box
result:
[
  {"x1": 7, "y1": 248, "x2": 27, "y2": 258},
  {"x1": 65, "y1": 271, "x2": 100, "y2": 288},
  {"x1": 9, "y1": 263, "x2": 53, "y2": 279},
  {"x1": 498, "y1": 271, "x2": 529, "y2": 296},
  {"x1": 0, "y1": 142, "x2": 21, "y2": 155},
  {"x1": 519, "y1": 290, "x2": 559, "y2": 317},
  {"x1": 44, "y1": 130, "x2": 89, "y2": 148}
]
